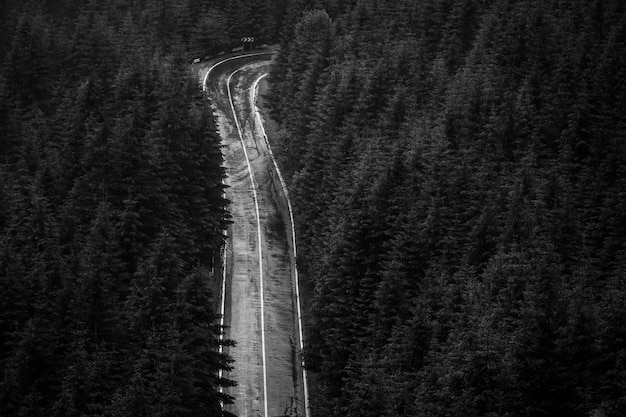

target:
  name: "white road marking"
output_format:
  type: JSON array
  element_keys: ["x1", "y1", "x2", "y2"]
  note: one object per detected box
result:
[
  {"x1": 218, "y1": 225, "x2": 227, "y2": 397},
  {"x1": 227, "y1": 68, "x2": 269, "y2": 417},
  {"x1": 203, "y1": 51, "x2": 275, "y2": 92},
  {"x1": 251, "y1": 73, "x2": 311, "y2": 417},
  {"x1": 203, "y1": 52, "x2": 274, "y2": 414},
  {"x1": 204, "y1": 52, "x2": 309, "y2": 417}
]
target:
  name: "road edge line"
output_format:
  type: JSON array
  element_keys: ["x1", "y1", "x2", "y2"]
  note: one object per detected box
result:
[{"x1": 252, "y1": 73, "x2": 311, "y2": 417}]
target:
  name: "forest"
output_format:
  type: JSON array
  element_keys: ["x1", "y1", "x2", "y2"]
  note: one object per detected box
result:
[
  {"x1": 2, "y1": 0, "x2": 626, "y2": 416},
  {"x1": 0, "y1": 0, "x2": 289, "y2": 416},
  {"x1": 268, "y1": 0, "x2": 626, "y2": 416}
]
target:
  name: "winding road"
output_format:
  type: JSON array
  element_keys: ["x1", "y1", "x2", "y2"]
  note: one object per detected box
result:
[{"x1": 200, "y1": 53, "x2": 309, "y2": 417}]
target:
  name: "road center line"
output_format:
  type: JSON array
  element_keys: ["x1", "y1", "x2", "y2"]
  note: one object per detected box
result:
[{"x1": 227, "y1": 67, "x2": 269, "y2": 417}]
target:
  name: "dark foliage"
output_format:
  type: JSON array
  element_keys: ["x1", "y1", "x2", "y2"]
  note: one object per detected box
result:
[
  {"x1": 0, "y1": 0, "x2": 250, "y2": 415},
  {"x1": 268, "y1": 0, "x2": 626, "y2": 416}
]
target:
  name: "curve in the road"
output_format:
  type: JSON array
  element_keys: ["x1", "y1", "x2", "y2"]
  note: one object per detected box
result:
[{"x1": 202, "y1": 51, "x2": 275, "y2": 92}]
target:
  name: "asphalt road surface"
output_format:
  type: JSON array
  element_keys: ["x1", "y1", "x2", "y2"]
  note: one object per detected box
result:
[{"x1": 201, "y1": 53, "x2": 308, "y2": 417}]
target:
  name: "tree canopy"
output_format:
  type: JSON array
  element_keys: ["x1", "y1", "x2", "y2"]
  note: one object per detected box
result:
[
  {"x1": 0, "y1": 1, "x2": 249, "y2": 415},
  {"x1": 268, "y1": 0, "x2": 626, "y2": 416}
]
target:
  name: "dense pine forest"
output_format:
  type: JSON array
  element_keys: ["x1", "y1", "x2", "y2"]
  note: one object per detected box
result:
[
  {"x1": 269, "y1": 0, "x2": 626, "y2": 416},
  {"x1": 2, "y1": 0, "x2": 626, "y2": 416},
  {"x1": 0, "y1": 0, "x2": 288, "y2": 415}
]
